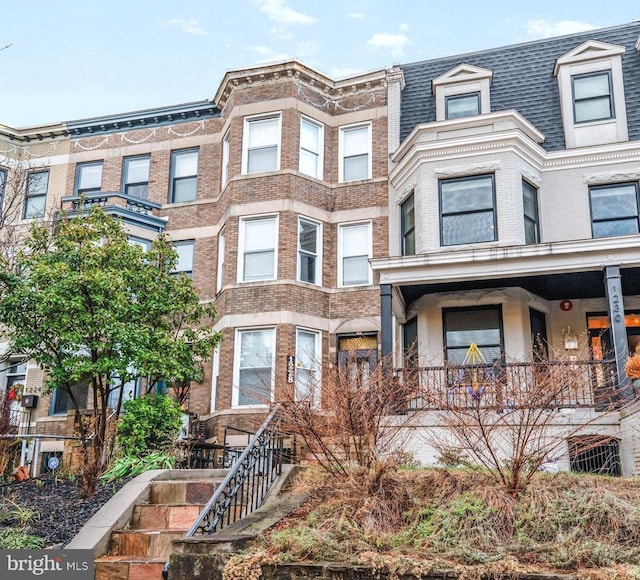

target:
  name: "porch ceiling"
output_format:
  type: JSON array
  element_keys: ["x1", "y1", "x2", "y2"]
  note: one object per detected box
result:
[{"x1": 399, "y1": 266, "x2": 640, "y2": 309}]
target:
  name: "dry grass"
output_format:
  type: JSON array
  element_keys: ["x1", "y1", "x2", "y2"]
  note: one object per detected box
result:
[{"x1": 261, "y1": 467, "x2": 640, "y2": 577}]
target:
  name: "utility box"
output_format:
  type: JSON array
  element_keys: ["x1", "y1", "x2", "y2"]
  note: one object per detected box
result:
[{"x1": 21, "y1": 395, "x2": 38, "y2": 408}]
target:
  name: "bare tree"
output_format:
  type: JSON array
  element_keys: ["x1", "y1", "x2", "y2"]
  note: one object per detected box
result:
[{"x1": 418, "y1": 347, "x2": 632, "y2": 494}]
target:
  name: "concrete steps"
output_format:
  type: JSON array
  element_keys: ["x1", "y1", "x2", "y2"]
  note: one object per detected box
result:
[{"x1": 94, "y1": 477, "x2": 221, "y2": 580}]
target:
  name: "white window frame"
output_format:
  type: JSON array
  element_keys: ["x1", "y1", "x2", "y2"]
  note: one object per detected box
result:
[
  {"x1": 297, "y1": 216, "x2": 322, "y2": 286},
  {"x1": 237, "y1": 214, "x2": 279, "y2": 283},
  {"x1": 172, "y1": 240, "x2": 195, "y2": 277},
  {"x1": 432, "y1": 64, "x2": 493, "y2": 122},
  {"x1": 75, "y1": 161, "x2": 103, "y2": 195},
  {"x1": 232, "y1": 327, "x2": 275, "y2": 408},
  {"x1": 210, "y1": 344, "x2": 221, "y2": 413},
  {"x1": 299, "y1": 116, "x2": 324, "y2": 179},
  {"x1": 241, "y1": 113, "x2": 282, "y2": 175},
  {"x1": 338, "y1": 122, "x2": 372, "y2": 183},
  {"x1": 216, "y1": 227, "x2": 226, "y2": 293},
  {"x1": 221, "y1": 130, "x2": 230, "y2": 188},
  {"x1": 295, "y1": 327, "x2": 321, "y2": 407},
  {"x1": 338, "y1": 221, "x2": 372, "y2": 287},
  {"x1": 24, "y1": 170, "x2": 49, "y2": 219}
]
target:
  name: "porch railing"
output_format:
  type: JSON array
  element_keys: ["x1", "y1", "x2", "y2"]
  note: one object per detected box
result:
[
  {"x1": 396, "y1": 359, "x2": 618, "y2": 411},
  {"x1": 186, "y1": 404, "x2": 285, "y2": 536}
]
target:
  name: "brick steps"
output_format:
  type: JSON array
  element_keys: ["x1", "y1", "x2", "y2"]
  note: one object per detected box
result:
[{"x1": 94, "y1": 477, "x2": 222, "y2": 580}]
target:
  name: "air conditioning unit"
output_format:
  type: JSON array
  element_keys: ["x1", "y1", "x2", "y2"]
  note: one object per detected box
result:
[{"x1": 21, "y1": 395, "x2": 38, "y2": 409}]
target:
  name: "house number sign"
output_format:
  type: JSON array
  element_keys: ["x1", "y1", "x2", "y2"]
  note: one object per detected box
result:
[
  {"x1": 287, "y1": 355, "x2": 295, "y2": 384},
  {"x1": 611, "y1": 284, "x2": 622, "y2": 323}
]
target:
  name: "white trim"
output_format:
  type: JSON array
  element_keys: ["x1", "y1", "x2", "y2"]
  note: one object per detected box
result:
[
  {"x1": 299, "y1": 115, "x2": 324, "y2": 179},
  {"x1": 216, "y1": 226, "x2": 226, "y2": 293},
  {"x1": 338, "y1": 220, "x2": 373, "y2": 287},
  {"x1": 432, "y1": 63, "x2": 493, "y2": 122},
  {"x1": 221, "y1": 129, "x2": 230, "y2": 188},
  {"x1": 295, "y1": 327, "x2": 322, "y2": 407},
  {"x1": 232, "y1": 327, "x2": 275, "y2": 408},
  {"x1": 338, "y1": 121, "x2": 372, "y2": 183},
  {"x1": 297, "y1": 216, "x2": 322, "y2": 286},
  {"x1": 210, "y1": 345, "x2": 220, "y2": 413},
  {"x1": 241, "y1": 112, "x2": 282, "y2": 175}
]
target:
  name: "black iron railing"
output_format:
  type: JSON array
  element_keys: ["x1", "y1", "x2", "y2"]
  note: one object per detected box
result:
[
  {"x1": 186, "y1": 404, "x2": 284, "y2": 535},
  {"x1": 397, "y1": 359, "x2": 618, "y2": 411}
]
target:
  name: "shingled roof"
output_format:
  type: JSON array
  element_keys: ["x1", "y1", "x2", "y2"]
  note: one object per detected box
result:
[{"x1": 399, "y1": 22, "x2": 640, "y2": 150}]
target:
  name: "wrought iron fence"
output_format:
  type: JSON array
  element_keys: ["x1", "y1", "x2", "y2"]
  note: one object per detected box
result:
[
  {"x1": 186, "y1": 404, "x2": 285, "y2": 536},
  {"x1": 397, "y1": 359, "x2": 618, "y2": 412}
]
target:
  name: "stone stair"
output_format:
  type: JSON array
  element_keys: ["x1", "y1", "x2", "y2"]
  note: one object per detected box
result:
[{"x1": 94, "y1": 477, "x2": 222, "y2": 580}]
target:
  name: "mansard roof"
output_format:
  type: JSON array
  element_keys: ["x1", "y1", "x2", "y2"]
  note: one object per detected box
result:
[{"x1": 399, "y1": 21, "x2": 640, "y2": 150}]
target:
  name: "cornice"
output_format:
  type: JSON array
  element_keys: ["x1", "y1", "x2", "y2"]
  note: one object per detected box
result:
[
  {"x1": 214, "y1": 59, "x2": 387, "y2": 111},
  {"x1": 66, "y1": 101, "x2": 220, "y2": 138},
  {"x1": 0, "y1": 122, "x2": 69, "y2": 142}
]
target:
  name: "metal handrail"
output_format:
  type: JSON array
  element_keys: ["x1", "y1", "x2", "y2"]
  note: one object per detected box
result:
[{"x1": 186, "y1": 404, "x2": 284, "y2": 536}]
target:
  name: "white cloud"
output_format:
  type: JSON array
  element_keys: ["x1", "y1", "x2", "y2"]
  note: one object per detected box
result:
[
  {"x1": 159, "y1": 18, "x2": 206, "y2": 36},
  {"x1": 348, "y1": 12, "x2": 365, "y2": 19},
  {"x1": 366, "y1": 32, "x2": 411, "y2": 57},
  {"x1": 256, "y1": 0, "x2": 317, "y2": 25},
  {"x1": 526, "y1": 19, "x2": 599, "y2": 39}
]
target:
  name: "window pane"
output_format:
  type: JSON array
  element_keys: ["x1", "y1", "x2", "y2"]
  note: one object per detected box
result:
[
  {"x1": 446, "y1": 94, "x2": 479, "y2": 119},
  {"x1": 245, "y1": 218, "x2": 276, "y2": 251},
  {"x1": 343, "y1": 126, "x2": 368, "y2": 156},
  {"x1": 27, "y1": 172, "x2": 49, "y2": 195},
  {"x1": 574, "y1": 74, "x2": 610, "y2": 99},
  {"x1": 174, "y1": 151, "x2": 198, "y2": 177},
  {"x1": 126, "y1": 183, "x2": 148, "y2": 198},
  {"x1": 402, "y1": 196, "x2": 415, "y2": 231},
  {"x1": 575, "y1": 98, "x2": 612, "y2": 123},
  {"x1": 248, "y1": 117, "x2": 279, "y2": 147},
  {"x1": 344, "y1": 154, "x2": 369, "y2": 181},
  {"x1": 238, "y1": 329, "x2": 273, "y2": 406},
  {"x1": 403, "y1": 230, "x2": 416, "y2": 255},
  {"x1": 172, "y1": 177, "x2": 197, "y2": 202},
  {"x1": 591, "y1": 185, "x2": 637, "y2": 220},
  {"x1": 441, "y1": 176, "x2": 493, "y2": 213},
  {"x1": 447, "y1": 346, "x2": 502, "y2": 365},
  {"x1": 244, "y1": 250, "x2": 275, "y2": 280},
  {"x1": 299, "y1": 220, "x2": 317, "y2": 254},
  {"x1": 174, "y1": 242, "x2": 194, "y2": 273},
  {"x1": 300, "y1": 119, "x2": 319, "y2": 153},
  {"x1": 522, "y1": 182, "x2": 538, "y2": 219},
  {"x1": 443, "y1": 212, "x2": 494, "y2": 245},
  {"x1": 343, "y1": 255, "x2": 369, "y2": 285},
  {"x1": 524, "y1": 219, "x2": 538, "y2": 245},
  {"x1": 247, "y1": 146, "x2": 278, "y2": 173},
  {"x1": 25, "y1": 196, "x2": 46, "y2": 218},
  {"x1": 299, "y1": 149, "x2": 319, "y2": 177},
  {"x1": 299, "y1": 254, "x2": 316, "y2": 283},
  {"x1": 126, "y1": 157, "x2": 150, "y2": 184},
  {"x1": 238, "y1": 369, "x2": 271, "y2": 405},
  {"x1": 445, "y1": 309, "x2": 502, "y2": 364},
  {"x1": 78, "y1": 164, "x2": 102, "y2": 190},
  {"x1": 342, "y1": 224, "x2": 369, "y2": 256},
  {"x1": 297, "y1": 331, "x2": 317, "y2": 369},
  {"x1": 593, "y1": 219, "x2": 639, "y2": 238}
]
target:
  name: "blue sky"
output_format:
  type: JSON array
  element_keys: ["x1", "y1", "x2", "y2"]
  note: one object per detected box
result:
[{"x1": 2, "y1": 1, "x2": 638, "y2": 127}]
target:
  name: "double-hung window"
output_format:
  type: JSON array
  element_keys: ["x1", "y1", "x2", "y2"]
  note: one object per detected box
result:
[
  {"x1": 338, "y1": 222, "x2": 371, "y2": 287},
  {"x1": 401, "y1": 194, "x2": 415, "y2": 255},
  {"x1": 216, "y1": 227, "x2": 226, "y2": 293},
  {"x1": 169, "y1": 149, "x2": 198, "y2": 203},
  {"x1": 123, "y1": 155, "x2": 150, "y2": 198},
  {"x1": 233, "y1": 328, "x2": 275, "y2": 407},
  {"x1": 590, "y1": 182, "x2": 640, "y2": 238},
  {"x1": 440, "y1": 174, "x2": 496, "y2": 246},
  {"x1": 339, "y1": 123, "x2": 371, "y2": 182},
  {"x1": 299, "y1": 117, "x2": 323, "y2": 179},
  {"x1": 221, "y1": 131, "x2": 230, "y2": 188},
  {"x1": 242, "y1": 114, "x2": 281, "y2": 174},
  {"x1": 298, "y1": 217, "x2": 321, "y2": 285},
  {"x1": 24, "y1": 170, "x2": 49, "y2": 219},
  {"x1": 172, "y1": 241, "x2": 195, "y2": 277},
  {"x1": 572, "y1": 71, "x2": 613, "y2": 124},
  {"x1": 445, "y1": 93, "x2": 480, "y2": 120},
  {"x1": 239, "y1": 215, "x2": 278, "y2": 282},
  {"x1": 522, "y1": 180, "x2": 540, "y2": 244},
  {"x1": 295, "y1": 328, "x2": 321, "y2": 406},
  {"x1": 75, "y1": 161, "x2": 103, "y2": 195}
]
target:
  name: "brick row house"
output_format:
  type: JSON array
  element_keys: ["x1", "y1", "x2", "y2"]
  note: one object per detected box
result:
[{"x1": 3, "y1": 21, "x2": 640, "y2": 474}]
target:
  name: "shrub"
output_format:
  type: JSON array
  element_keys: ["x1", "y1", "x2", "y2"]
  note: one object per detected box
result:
[
  {"x1": 100, "y1": 451, "x2": 176, "y2": 481},
  {"x1": 116, "y1": 394, "x2": 183, "y2": 457}
]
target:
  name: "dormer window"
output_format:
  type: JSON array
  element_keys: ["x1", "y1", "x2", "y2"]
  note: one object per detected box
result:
[
  {"x1": 445, "y1": 93, "x2": 480, "y2": 120},
  {"x1": 555, "y1": 40, "x2": 627, "y2": 148},
  {"x1": 432, "y1": 64, "x2": 492, "y2": 122}
]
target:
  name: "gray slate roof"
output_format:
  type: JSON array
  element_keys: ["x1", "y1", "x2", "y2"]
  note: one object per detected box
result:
[{"x1": 399, "y1": 22, "x2": 640, "y2": 151}]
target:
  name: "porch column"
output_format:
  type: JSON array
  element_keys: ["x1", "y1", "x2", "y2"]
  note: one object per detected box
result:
[
  {"x1": 604, "y1": 265, "x2": 632, "y2": 400},
  {"x1": 380, "y1": 284, "x2": 393, "y2": 361}
]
